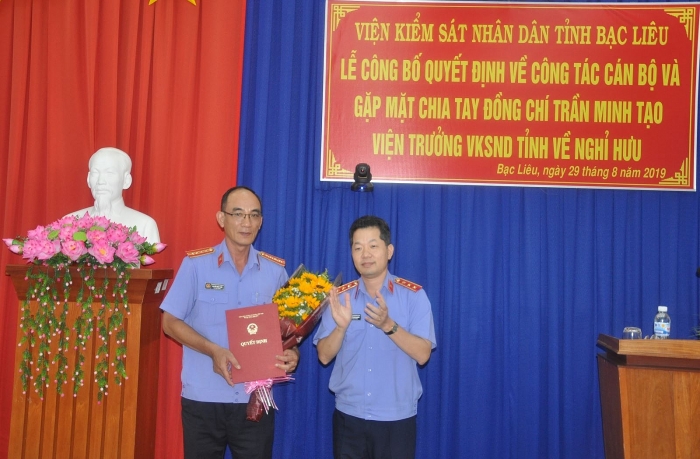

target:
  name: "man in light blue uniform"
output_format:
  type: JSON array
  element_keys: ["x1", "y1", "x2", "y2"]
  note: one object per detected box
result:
[
  {"x1": 161, "y1": 186, "x2": 298, "y2": 459},
  {"x1": 314, "y1": 215, "x2": 436, "y2": 459}
]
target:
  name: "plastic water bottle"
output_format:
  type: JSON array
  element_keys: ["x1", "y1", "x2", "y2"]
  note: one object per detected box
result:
[{"x1": 653, "y1": 306, "x2": 671, "y2": 339}]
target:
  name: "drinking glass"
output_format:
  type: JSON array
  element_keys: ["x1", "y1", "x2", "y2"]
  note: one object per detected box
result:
[{"x1": 622, "y1": 327, "x2": 642, "y2": 339}]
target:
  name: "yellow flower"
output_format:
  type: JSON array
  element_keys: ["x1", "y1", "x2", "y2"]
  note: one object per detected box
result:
[
  {"x1": 298, "y1": 282, "x2": 314, "y2": 295},
  {"x1": 273, "y1": 268, "x2": 332, "y2": 326},
  {"x1": 314, "y1": 277, "x2": 332, "y2": 291}
]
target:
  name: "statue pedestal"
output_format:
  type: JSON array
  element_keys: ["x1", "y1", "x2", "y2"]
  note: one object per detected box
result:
[{"x1": 6, "y1": 265, "x2": 173, "y2": 459}]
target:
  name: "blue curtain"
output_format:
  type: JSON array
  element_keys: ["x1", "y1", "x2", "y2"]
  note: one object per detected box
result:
[{"x1": 235, "y1": 1, "x2": 700, "y2": 458}]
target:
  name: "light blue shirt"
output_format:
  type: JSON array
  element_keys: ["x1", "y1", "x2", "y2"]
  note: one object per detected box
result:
[
  {"x1": 161, "y1": 240, "x2": 288, "y2": 403},
  {"x1": 313, "y1": 272, "x2": 436, "y2": 421}
]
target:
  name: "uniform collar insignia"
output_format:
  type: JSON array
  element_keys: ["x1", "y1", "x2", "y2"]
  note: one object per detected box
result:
[
  {"x1": 393, "y1": 277, "x2": 422, "y2": 292},
  {"x1": 258, "y1": 251, "x2": 286, "y2": 267},
  {"x1": 336, "y1": 280, "x2": 359, "y2": 298},
  {"x1": 186, "y1": 247, "x2": 215, "y2": 258}
]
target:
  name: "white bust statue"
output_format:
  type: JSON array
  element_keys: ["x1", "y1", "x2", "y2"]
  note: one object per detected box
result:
[{"x1": 67, "y1": 147, "x2": 161, "y2": 243}]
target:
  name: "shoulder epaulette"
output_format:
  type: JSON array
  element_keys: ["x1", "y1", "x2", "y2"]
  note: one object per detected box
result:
[
  {"x1": 337, "y1": 280, "x2": 359, "y2": 294},
  {"x1": 259, "y1": 252, "x2": 286, "y2": 267},
  {"x1": 186, "y1": 247, "x2": 215, "y2": 258},
  {"x1": 394, "y1": 277, "x2": 422, "y2": 292}
]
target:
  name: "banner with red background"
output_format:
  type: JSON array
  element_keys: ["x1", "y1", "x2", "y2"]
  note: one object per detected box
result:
[{"x1": 321, "y1": 1, "x2": 700, "y2": 190}]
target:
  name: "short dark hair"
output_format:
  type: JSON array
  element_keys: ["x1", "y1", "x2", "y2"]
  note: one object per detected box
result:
[
  {"x1": 349, "y1": 215, "x2": 391, "y2": 246},
  {"x1": 220, "y1": 186, "x2": 262, "y2": 213}
]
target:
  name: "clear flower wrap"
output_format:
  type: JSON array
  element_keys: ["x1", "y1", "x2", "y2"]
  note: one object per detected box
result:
[{"x1": 246, "y1": 264, "x2": 341, "y2": 421}]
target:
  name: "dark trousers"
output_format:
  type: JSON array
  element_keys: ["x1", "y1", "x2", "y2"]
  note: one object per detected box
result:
[
  {"x1": 333, "y1": 409, "x2": 417, "y2": 459},
  {"x1": 181, "y1": 398, "x2": 275, "y2": 459}
]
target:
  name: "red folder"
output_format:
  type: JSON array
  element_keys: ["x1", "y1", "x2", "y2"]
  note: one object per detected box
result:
[{"x1": 225, "y1": 303, "x2": 286, "y2": 384}]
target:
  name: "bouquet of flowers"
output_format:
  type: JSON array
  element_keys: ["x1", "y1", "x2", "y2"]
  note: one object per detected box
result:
[
  {"x1": 246, "y1": 264, "x2": 341, "y2": 421},
  {"x1": 3, "y1": 213, "x2": 166, "y2": 400},
  {"x1": 4, "y1": 214, "x2": 165, "y2": 268}
]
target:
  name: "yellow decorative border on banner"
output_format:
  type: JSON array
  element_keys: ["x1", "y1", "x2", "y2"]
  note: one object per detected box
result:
[
  {"x1": 333, "y1": 5, "x2": 361, "y2": 31},
  {"x1": 666, "y1": 8, "x2": 696, "y2": 40},
  {"x1": 659, "y1": 158, "x2": 690, "y2": 186},
  {"x1": 326, "y1": 150, "x2": 353, "y2": 178}
]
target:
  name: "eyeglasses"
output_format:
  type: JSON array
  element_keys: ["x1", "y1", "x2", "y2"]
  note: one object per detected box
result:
[{"x1": 222, "y1": 211, "x2": 262, "y2": 223}]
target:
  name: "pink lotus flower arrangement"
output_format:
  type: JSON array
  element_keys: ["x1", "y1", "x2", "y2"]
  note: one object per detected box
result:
[
  {"x1": 4, "y1": 213, "x2": 166, "y2": 269},
  {"x1": 4, "y1": 214, "x2": 166, "y2": 401}
]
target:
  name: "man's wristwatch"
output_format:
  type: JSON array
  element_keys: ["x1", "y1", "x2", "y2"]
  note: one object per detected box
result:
[{"x1": 384, "y1": 322, "x2": 399, "y2": 335}]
